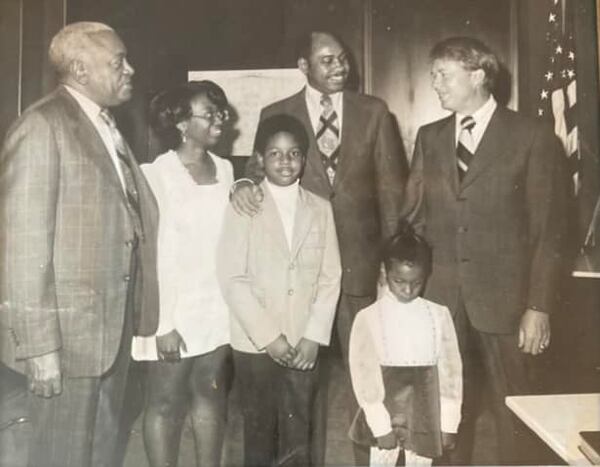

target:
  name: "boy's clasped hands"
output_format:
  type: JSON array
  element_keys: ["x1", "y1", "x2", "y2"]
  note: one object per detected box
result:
[{"x1": 265, "y1": 334, "x2": 319, "y2": 370}]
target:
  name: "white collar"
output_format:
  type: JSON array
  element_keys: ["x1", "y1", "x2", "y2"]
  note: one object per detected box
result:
[
  {"x1": 380, "y1": 285, "x2": 423, "y2": 309},
  {"x1": 456, "y1": 95, "x2": 497, "y2": 129},
  {"x1": 265, "y1": 179, "x2": 300, "y2": 198},
  {"x1": 64, "y1": 85, "x2": 103, "y2": 122},
  {"x1": 305, "y1": 83, "x2": 343, "y2": 110}
]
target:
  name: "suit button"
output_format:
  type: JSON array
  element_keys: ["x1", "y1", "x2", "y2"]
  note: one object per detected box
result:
[
  {"x1": 460, "y1": 258, "x2": 470, "y2": 263},
  {"x1": 458, "y1": 226, "x2": 468, "y2": 233},
  {"x1": 123, "y1": 274, "x2": 131, "y2": 282},
  {"x1": 288, "y1": 289, "x2": 294, "y2": 296},
  {"x1": 125, "y1": 239, "x2": 134, "y2": 247}
]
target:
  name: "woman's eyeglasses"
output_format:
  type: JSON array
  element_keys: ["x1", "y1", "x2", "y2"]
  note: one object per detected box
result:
[{"x1": 190, "y1": 109, "x2": 230, "y2": 124}]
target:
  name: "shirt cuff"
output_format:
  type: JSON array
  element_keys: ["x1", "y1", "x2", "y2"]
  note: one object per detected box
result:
[
  {"x1": 363, "y1": 402, "x2": 392, "y2": 438},
  {"x1": 440, "y1": 397, "x2": 462, "y2": 433}
]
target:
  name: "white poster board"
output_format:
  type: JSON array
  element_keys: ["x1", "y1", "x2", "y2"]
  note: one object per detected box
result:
[{"x1": 188, "y1": 68, "x2": 306, "y2": 156}]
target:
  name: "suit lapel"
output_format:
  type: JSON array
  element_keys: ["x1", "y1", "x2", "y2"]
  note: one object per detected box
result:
[
  {"x1": 459, "y1": 107, "x2": 506, "y2": 191},
  {"x1": 435, "y1": 115, "x2": 459, "y2": 195},
  {"x1": 331, "y1": 91, "x2": 355, "y2": 190},
  {"x1": 59, "y1": 88, "x2": 129, "y2": 206},
  {"x1": 293, "y1": 90, "x2": 331, "y2": 191},
  {"x1": 261, "y1": 182, "x2": 292, "y2": 255},
  {"x1": 291, "y1": 187, "x2": 315, "y2": 259}
]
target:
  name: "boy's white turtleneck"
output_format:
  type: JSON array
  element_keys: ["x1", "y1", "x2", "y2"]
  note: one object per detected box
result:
[{"x1": 265, "y1": 179, "x2": 299, "y2": 249}]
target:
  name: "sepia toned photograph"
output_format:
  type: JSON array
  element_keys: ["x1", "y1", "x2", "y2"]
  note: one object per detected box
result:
[{"x1": 0, "y1": 0, "x2": 599, "y2": 466}]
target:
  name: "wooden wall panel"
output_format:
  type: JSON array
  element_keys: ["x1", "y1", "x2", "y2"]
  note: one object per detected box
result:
[
  {"x1": 21, "y1": 0, "x2": 64, "y2": 109},
  {"x1": 368, "y1": 0, "x2": 512, "y2": 159},
  {"x1": 0, "y1": 0, "x2": 22, "y2": 142}
]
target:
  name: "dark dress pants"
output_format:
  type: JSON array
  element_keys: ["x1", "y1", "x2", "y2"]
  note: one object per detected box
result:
[
  {"x1": 26, "y1": 250, "x2": 137, "y2": 467},
  {"x1": 448, "y1": 296, "x2": 530, "y2": 465},
  {"x1": 233, "y1": 350, "x2": 319, "y2": 467}
]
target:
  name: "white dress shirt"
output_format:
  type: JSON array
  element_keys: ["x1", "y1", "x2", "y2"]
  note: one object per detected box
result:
[
  {"x1": 304, "y1": 83, "x2": 343, "y2": 138},
  {"x1": 455, "y1": 95, "x2": 497, "y2": 151},
  {"x1": 64, "y1": 85, "x2": 126, "y2": 190},
  {"x1": 265, "y1": 179, "x2": 299, "y2": 249},
  {"x1": 349, "y1": 287, "x2": 463, "y2": 437}
]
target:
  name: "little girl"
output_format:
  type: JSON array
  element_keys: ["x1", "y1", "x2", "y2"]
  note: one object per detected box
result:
[{"x1": 348, "y1": 224, "x2": 463, "y2": 466}]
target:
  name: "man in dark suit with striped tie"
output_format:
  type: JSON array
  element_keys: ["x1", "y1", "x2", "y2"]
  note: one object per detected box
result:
[
  {"x1": 0, "y1": 22, "x2": 159, "y2": 467},
  {"x1": 401, "y1": 36, "x2": 569, "y2": 464}
]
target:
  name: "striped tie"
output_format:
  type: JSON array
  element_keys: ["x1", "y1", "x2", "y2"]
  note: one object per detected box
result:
[
  {"x1": 456, "y1": 115, "x2": 476, "y2": 181},
  {"x1": 99, "y1": 109, "x2": 144, "y2": 239},
  {"x1": 316, "y1": 94, "x2": 340, "y2": 185}
]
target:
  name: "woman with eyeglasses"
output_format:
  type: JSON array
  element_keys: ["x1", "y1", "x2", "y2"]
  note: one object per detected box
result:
[{"x1": 131, "y1": 80, "x2": 233, "y2": 467}]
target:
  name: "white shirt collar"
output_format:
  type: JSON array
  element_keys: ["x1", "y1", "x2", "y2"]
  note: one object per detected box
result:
[
  {"x1": 304, "y1": 83, "x2": 343, "y2": 134},
  {"x1": 64, "y1": 85, "x2": 103, "y2": 122},
  {"x1": 455, "y1": 95, "x2": 497, "y2": 149},
  {"x1": 305, "y1": 83, "x2": 343, "y2": 110}
]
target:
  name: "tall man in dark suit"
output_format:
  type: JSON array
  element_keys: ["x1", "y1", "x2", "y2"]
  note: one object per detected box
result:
[
  {"x1": 235, "y1": 30, "x2": 407, "y2": 364},
  {"x1": 232, "y1": 30, "x2": 407, "y2": 463},
  {"x1": 0, "y1": 22, "x2": 159, "y2": 467},
  {"x1": 402, "y1": 37, "x2": 569, "y2": 464}
]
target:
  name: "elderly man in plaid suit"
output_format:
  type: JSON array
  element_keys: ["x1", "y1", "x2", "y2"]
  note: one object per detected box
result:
[{"x1": 0, "y1": 22, "x2": 159, "y2": 467}]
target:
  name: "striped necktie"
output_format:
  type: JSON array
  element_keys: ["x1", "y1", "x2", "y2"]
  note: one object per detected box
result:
[
  {"x1": 99, "y1": 109, "x2": 144, "y2": 239},
  {"x1": 316, "y1": 94, "x2": 340, "y2": 185},
  {"x1": 456, "y1": 115, "x2": 476, "y2": 181}
]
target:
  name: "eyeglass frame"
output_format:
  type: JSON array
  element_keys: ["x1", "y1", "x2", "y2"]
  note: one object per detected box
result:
[{"x1": 189, "y1": 109, "x2": 230, "y2": 124}]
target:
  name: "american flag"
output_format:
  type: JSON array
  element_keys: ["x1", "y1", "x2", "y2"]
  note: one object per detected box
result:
[{"x1": 537, "y1": 0, "x2": 579, "y2": 194}]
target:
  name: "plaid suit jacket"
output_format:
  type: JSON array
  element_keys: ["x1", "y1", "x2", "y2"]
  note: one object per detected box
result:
[{"x1": 0, "y1": 87, "x2": 159, "y2": 377}]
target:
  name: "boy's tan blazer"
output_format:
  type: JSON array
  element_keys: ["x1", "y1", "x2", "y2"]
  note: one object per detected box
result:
[
  {"x1": 218, "y1": 182, "x2": 342, "y2": 353},
  {"x1": 246, "y1": 89, "x2": 407, "y2": 297}
]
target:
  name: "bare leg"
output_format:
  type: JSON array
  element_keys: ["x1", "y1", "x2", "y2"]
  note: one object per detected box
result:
[
  {"x1": 142, "y1": 358, "x2": 193, "y2": 467},
  {"x1": 188, "y1": 346, "x2": 232, "y2": 467}
]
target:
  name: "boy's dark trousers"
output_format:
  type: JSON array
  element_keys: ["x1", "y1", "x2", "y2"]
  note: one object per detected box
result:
[{"x1": 233, "y1": 350, "x2": 319, "y2": 467}]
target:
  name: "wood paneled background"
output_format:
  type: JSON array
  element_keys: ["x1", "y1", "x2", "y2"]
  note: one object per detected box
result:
[{"x1": 0, "y1": 0, "x2": 599, "y2": 390}]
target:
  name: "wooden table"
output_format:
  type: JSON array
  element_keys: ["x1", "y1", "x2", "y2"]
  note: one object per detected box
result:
[{"x1": 506, "y1": 393, "x2": 600, "y2": 465}]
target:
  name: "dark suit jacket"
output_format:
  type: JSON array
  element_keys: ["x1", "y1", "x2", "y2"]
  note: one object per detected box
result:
[
  {"x1": 0, "y1": 86, "x2": 159, "y2": 377},
  {"x1": 402, "y1": 106, "x2": 569, "y2": 333},
  {"x1": 246, "y1": 89, "x2": 407, "y2": 297}
]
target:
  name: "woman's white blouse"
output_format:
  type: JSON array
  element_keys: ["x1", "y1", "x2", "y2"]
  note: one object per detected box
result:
[{"x1": 131, "y1": 150, "x2": 233, "y2": 360}]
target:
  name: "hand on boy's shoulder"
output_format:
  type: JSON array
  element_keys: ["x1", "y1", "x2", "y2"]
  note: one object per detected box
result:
[
  {"x1": 231, "y1": 180, "x2": 263, "y2": 217},
  {"x1": 265, "y1": 334, "x2": 297, "y2": 367},
  {"x1": 291, "y1": 337, "x2": 319, "y2": 371},
  {"x1": 376, "y1": 431, "x2": 398, "y2": 450}
]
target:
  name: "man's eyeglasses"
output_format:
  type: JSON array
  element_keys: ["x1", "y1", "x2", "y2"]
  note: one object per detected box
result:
[{"x1": 190, "y1": 109, "x2": 230, "y2": 124}]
